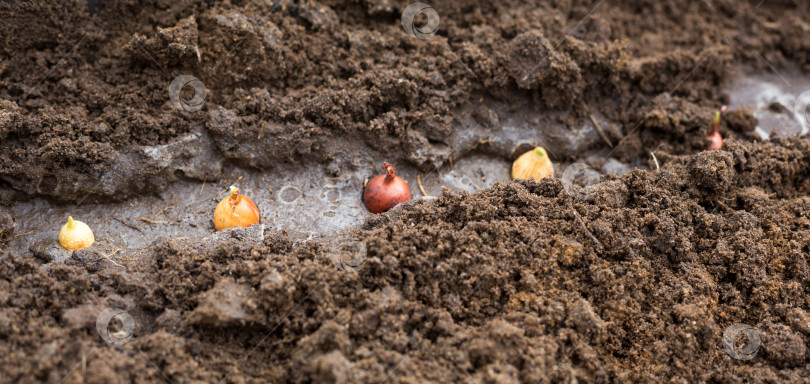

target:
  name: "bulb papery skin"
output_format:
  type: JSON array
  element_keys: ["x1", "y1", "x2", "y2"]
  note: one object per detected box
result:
[
  {"x1": 214, "y1": 187, "x2": 261, "y2": 231},
  {"x1": 363, "y1": 163, "x2": 411, "y2": 214},
  {"x1": 59, "y1": 216, "x2": 95, "y2": 251},
  {"x1": 512, "y1": 147, "x2": 554, "y2": 181}
]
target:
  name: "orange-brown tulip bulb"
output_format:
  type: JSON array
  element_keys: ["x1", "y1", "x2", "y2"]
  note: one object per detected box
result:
[{"x1": 214, "y1": 186, "x2": 260, "y2": 231}]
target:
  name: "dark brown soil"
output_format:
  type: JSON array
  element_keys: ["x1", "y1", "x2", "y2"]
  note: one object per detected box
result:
[
  {"x1": 1, "y1": 0, "x2": 810, "y2": 383},
  {"x1": 4, "y1": 0, "x2": 802, "y2": 202}
]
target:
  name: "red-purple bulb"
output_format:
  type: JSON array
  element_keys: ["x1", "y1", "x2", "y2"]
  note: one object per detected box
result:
[{"x1": 363, "y1": 163, "x2": 411, "y2": 214}]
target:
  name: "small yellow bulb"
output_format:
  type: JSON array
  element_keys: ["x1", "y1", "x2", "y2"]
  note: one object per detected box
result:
[
  {"x1": 512, "y1": 147, "x2": 554, "y2": 181},
  {"x1": 59, "y1": 216, "x2": 95, "y2": 251}
]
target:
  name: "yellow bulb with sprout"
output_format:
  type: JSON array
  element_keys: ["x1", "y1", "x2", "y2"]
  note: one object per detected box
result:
[
  {"x1": 512, "y1": 147, "x2": 554, "y2": 181},
  {"x1": 214, "y1": 186, "x2": 260, "y2": 231},
  {"x1": 58, "y1": 216, "x2": 95, "y2": 251}
]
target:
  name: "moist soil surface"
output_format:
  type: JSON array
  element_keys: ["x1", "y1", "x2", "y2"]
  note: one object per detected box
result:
[{"x1": 2, "y1": 0, "x2": 810, "y2": 383}]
